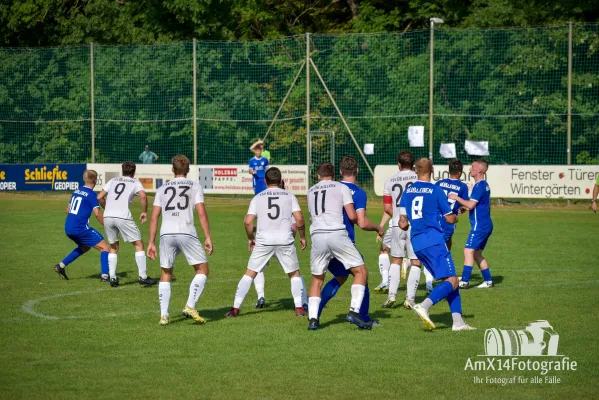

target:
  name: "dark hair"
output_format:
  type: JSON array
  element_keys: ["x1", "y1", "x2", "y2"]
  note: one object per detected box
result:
[
  {"x1": 265, "y1": 167, "x2": 282, "y2": 186},
  {"x1": 316, "y1": 162, "x2": 335, "y2": 178},
  {"x1": 397, "y1": 150, "x2": 414, "y2": 169},
  {"x1": 122, "y1": 161, "x2": 136, "y2": 177},
  {"x1": 340, "y1": 156, "x2": 358, "y2": 176},
  {"x1": 278, "y1": 179, "x2": 286, "y2": 189},
  {"x1": 448, "y1": 159, "x2": 463, "y2": 175},
  {"x1": 172, "y1": 155, "x2": 190, "y2": 176}
]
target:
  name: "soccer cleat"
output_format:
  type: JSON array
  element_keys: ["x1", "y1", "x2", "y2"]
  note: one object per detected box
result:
[
  {"x1": 369, "y1": 320, "x2": 382, "y2": 328},
  {"x1": 109, "y1": 278, "x2": 119, "y2": 287},
  {"x1": 254, "y1": 297, "x2": 266, "y2": 309},
  {"x1": 308, "y1": 318, "x2": 319, "y2": 331},
  {"x1": 452, "y1": 323, "x2": 477, "y2": 331},
  {"x1": 54, "y1": 264, "x2": 69, "y2": 280},
  {"x1": 412, "y1": 304, "x2": 436, "y2": 330},
  {"x1": 139, "y1": 276, "x2": 159, "y2": 286},
  {"x1": 374, "y1": 282, "x2": 388, "y2": 293},
  {"x1": 403, "y1": 298, "x2": 415, "y2": 310},
  {"x1": 295, "y1": 307, "x2": 308, "y2": 317},
  {"x1": 382, "y1": 296, "x2": 396, "y2": 308},
  {"x1": 476, "y1": 281, "x2": 494, "y2": 289},
  {"x1": 458, "y1": 280, "x2": 470, "y2": 289},
  {"x1": 225, "y1": 308, "x2": 239, "y2": 318},
  {"x1": 158, "y1": 315, "x2": 169, "y2": 326},
  {"x1": 182, "y1": 306, "x2": 206, "y2": 324},
  {"x1": 346, "y1": 311, "x2": 372, "y2": 330},
  {"x1": 100, "y1": 274, "x2": 110, "y2": 283}
]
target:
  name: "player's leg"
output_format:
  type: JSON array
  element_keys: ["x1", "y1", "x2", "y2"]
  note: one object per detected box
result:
[
  {"x1": 122, "y1": 219, "x2": 157, "y2": 285},
  {"x1": 423, "y1": 265, "x2": 434, "y2": 294},
  {"x1": 276, "y1": 245, "x2": 306, "y2": 316},
  {"x1": 181, "y1": 237, "x2": 209, "y2": 323},
  {"x1": 299, "y1": 274, "x2": 308, "y2": 308},
  {"x1": 253, "y1": 272, "x2": 266, "y2": 308},
  {"x1": 93, "y1": 238, "x2": 111, "y2": 283},
  {"x1": 157, "y1": 236, "x2": 177, "y2": 325},
  {"x1": 307, "y1": 236, "x2": 331, "y2": 330},
  {"x1": 287, "y1": 270, "x2": 306, "y2": 316},
  {"x1": 385, "y1": 227, "x2": 404, "y2": 307},
  {"x1": 404, "y1": 259, "x2": 422, "y2": 309},
  {"x1": 55, "y1": 235, "x2": 91, "y2": 279},
  {"x1": 460, "y1": 233, "x2": 476, "y2": 289},
  {"x1": 474, "y1": 245, "x2": 494, "y2": 288},
  {"x1": 104, "y1": 219, "x2": 120, "y2": 285},
  {"x1": 375, "y1": 229, "x2": 392, "y2": 293},
  {"x1": 108, "y1": 241, "x2": 119, "y2": 283},
  {"x1": 318, "y1": 258, "x2": 348, "y2": 318},
  {"x1": 228, "y1": 244, "x2": 272, "y2": 316}
]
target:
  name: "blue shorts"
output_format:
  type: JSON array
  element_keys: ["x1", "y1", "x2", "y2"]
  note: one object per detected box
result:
[
  {"x1": 327, "y1": 251, "x2": 364, "y2": 278},
  {"x1": 465, "y1": 230, "x2": 492, "y2": 250},
  {"x1": 415, "y1": 243, "x2": 456, "y2": 281},
  {"x1": 66, "y1": 228, "x2": 104, "y2": 248},
  {"x1": 442, "y1": 226, "x2": 456, "y2": 244},
  {"x1": 253, "y1": 180, "x2": 267, "y2": 195}
]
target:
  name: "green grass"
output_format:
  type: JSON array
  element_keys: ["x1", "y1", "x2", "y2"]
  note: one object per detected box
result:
[{"x1": 1, "y1": 194, "x2": 598, "y2": 399}]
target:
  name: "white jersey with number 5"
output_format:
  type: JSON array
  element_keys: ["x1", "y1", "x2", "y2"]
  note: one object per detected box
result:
[
  {"x1": 103, "y1": 177, "x2": 145, "y2": 220},
  {"x1": 153, "y1": 178, "x2": 204, "y2": 237},
  {"x1": 383, "y1": 170, "x2": 417, "y2": 227},
  {"x1": 247, "y1": 187, "x2": 301, "y2": 245},
  {"x1": 307, "y1": 180, "x2": 353, "y2": 234}
]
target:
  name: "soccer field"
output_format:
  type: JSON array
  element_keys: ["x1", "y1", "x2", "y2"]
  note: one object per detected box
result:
[{"x1": 0, "y1": 194, "x2": 598, "y2": 399}]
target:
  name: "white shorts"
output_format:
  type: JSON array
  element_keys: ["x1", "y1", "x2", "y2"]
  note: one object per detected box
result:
[
  {"x1": 104, "y1": 218, "x2": 142, "y2": 244},
  {"x1": 248, "y1": 243, "x2": 299, "y2": 274},
  {"x1": 159, "y1": 234, "x2": 207, "y2": 269},
  {"x1": 310, "y1": 230, "x2": 364, "y2": 275},
  {"x1": 391, "y1": 226, "x2": 417, "y2": 260},
  {"x1": 382, "y1": 228, "x2": 393, "y2": 249}
]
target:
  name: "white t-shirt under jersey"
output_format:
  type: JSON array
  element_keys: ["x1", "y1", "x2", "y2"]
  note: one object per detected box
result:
[
  {"x1": 247, "y1": 187, "x2": 301, "y2": 245},
  {"x1": 307, "y1": 180, "x2": 353, "y2": 234},
  {"x1": 103, "y1": 177, "x2": 145, "y2": 220},
  {"x1": 383, "y1": 170, "x2": 418, "y2": 227},
  {"x1": 153, "y1": 177, "x2": 204, "y2": 237}
]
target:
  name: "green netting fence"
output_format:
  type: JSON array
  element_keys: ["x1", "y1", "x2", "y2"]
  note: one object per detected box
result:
[{"x1": 1, "y1": 24, "x2": 598, "y2": 185}]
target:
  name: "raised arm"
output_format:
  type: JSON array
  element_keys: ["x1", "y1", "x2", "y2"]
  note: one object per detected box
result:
[{"x1": 196, "y1": 203, "x2": 213, "y2": 255}]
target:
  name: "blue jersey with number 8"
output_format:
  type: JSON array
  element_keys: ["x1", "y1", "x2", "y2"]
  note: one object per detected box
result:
[
  {"x1": 399, "y1": 181, "x2": 452, "y2": 252},
  {"x1": 64, "y1": 186, "x2": 100, "y2": 234}
]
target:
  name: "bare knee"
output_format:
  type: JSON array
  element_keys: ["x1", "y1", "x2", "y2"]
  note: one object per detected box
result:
[
  {"x1": 194, "y1": 263, "x2": 209, "y2": 276},
  {"x1": 160, "y1": 268, "x2": 173, "y2": 282},
  {"x1": 133, "y1": 240, "x2": 144, "y2": 252},
  {"x1": 246, "y1": 269, "x2": 258, "y2": 279},
  {"x1": 445, "y1": 276, "x2": 458, "y2": 290}
]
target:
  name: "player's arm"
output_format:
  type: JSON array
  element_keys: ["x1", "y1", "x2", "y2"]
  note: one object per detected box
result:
[
  {"x1": 93, "y1": 207, "x2": 104, "y2": 226},
  {"x1": 244, "y1": 213, "x2": 256, "y2": 252},
  {"x1": 399, "y1": 214, "x2": 409, "y2": 231},
  {"x1": 357, "y1": 209, "x2": 385, "y2": 236},
  {"x1": 138, "y1": 190, "x2": 148, "y2": 223},
  {"x1": 448, "y1": 193, "x2": 477, "y2": 210},
  {"x1": 592, "y1": 182, "x2": 598, "y2": 212},
  {"x1": 153, "y1": 152, "x2": 158, "y2": 161},
  {"x1": 438, "y1": 188, "x2": 457, "y2": 224},
  {"x1": 292, "y1": 210, "x2": 307, "y2": 250},
  {"x1": 196, "y1": 202, "x2": 213, "y2": 255},
  {"x1": 97, "y1": 190, "x2": 107, "y2": 209},
  {"x1": 147, "y1": 205, "x2": 161, "y2": 260}
]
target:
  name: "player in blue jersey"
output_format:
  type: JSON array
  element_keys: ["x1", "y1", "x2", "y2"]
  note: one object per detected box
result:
[
  {"x1": 449, "y1": 159, "x2": 494, "y2": 289},
  {"x1": 399, "y1": 158, "x2": 474, "y2": 331},
  {"x1": 435, "y1": 159, "x2": 469, "y2": 250},
  {"x1": 249, "y1": 143, "x2": 269, "y2": 195},
  {"x1": 54, "y1": 170, "x2": 111, "y2": 281},
  {"x1": 317, "y1": 156, "x2": 385, "y2": 327}
]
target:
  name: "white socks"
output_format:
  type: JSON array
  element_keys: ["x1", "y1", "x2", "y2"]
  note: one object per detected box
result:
[
  {"x1": 350, "y1": 284, "x2": 366, "y2": 313},
  {"x1": 300, "y1": 275, "x2": 308, "y2": 306},
  {"x1": 135, "y1": 251, "x2": 147, "y2": 279},
  {"x1": 234, "y1": 275, "x2": 253, "y2": 309},
  {"x1": 108, "y1": 253, "x2": 118, "y2": 279},
  {"x1": 290, "y1": 277, "x2": 303, "y2": 308},
  {"x1": 159, "y1": 282, "x2": 171, "y2": 317},
  {"x1": 186, "y1": 274, "x2": 207, "y2": 309},
  {"x1": 379, "y1": 254, "x2": 390, "y2": 285},
  {"x1": 423, "y1": 267, "x2": 434, "y2": 289},
  {"x1": 308, "y1": 297, "x2": 321, "y2": 320},
  {"x1": 406, "y1": 266, "x2": 421, "y2": 300},
  {"x1": 254, "y1": 271, "x2": 265, "y2": 299},
  {"x1": 388, "y1": 263, "x2": 401, "y2": 296}
]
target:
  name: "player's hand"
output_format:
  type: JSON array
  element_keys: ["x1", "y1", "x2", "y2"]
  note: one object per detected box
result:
[
  {"x1": 205, "y1": 238, "x2": 214, "y2": 256},
  {"x1": 299, "y1": 238, "x2": 307, "y2": 250},
  {"x1": 140, "y1": 212, "x2": 147, "y2": 224},
  {"x1": 248, "y1": 239, "x2": 255, "y2": 253},
  {"x1": 448, "y1": 192, "x2": 458, "y2": 201},
  {"x1": 376, "y1": 234, "x2": 383, "y2": 242},
  {"x1": 592, "y1": 201, "x2": 597, "y2": 212},
  {"x1": 459, "y1": 206, "x2": 467, "y2": 214},
  {"x1": 147, "y1": 243, "x2": 157, "y2": 260},
  {"x1": 376, "y1": 225, "x2": 385, "y2": 236}
]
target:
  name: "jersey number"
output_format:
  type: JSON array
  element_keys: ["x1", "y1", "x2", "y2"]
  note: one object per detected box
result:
[
  {"x1": 313, "y1": 190, "x2": 327, "y2": 215},
  {"x1": 443, "y1": 190, "x2": 457, "y2": 209},
  {"x1": 392, "y1": 182, "x2": 413, "y2": 207},
  {"x1": 267, "y1": 197, "x2": 280, "y2": 220},
  {"x1": 114, "y1": 182, "x2": 126, "y2": 200},
  {"x1": 69, "y1": 196, "x2": 82, "y2": 215},
  {"x1": 165, "y1": 186, "x2": 190, "y2": 211},
  {"x1": 411, "y1": 196, "x2": 423, "y2": 220}
]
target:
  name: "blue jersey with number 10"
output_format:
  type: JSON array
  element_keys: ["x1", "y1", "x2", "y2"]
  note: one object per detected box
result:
[
  {"x1": 399, "y1": 181, "x2": 453, "y2": 252},
  {"x1": 64, "y1": 186, "x2": 100, "y2": 234}
]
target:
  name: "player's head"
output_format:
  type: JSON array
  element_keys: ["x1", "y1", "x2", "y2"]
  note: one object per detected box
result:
[
  {"x1": 414, "y1": 157, "x2": 433, "y2": 181},
  {"x1": 448, "y1": 159, "x2": 463, "y2": 178},
  {"x1": 397, "y1": 150, "x2": 414, "y2": 170},
  {"x1": 82, "y1": 169, "x2": 98, "y2": 186},
  {"x1": 265, "y1": 167, "x2": 282, "y2": 187},
  {"x1": 316, "y1": 162, "x2": 335, "y2": 180},
  {"x1": 340, "y1": 156, "x2": 358, "y2": 177},
  {"x1": 251, "y1": 141, "x2": 264, "y2": 158},
  {"x1": 121, "y1": 161, "x2": 136, "y2": 177},
  {"x1": 145, "y1": 145, "x2": 149, "y2": 151},
  {"x1": 172, "y1": 155, "x2": 190, "y2": 177},
  {"x1": 470, "y1": 159, "x2": 488, "y2": 179}
]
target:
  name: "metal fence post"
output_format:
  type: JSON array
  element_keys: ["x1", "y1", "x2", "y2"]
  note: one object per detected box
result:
[
  {"x1": 90, "y1": 42, "x2": 95, "y2": 163},
  {"x1": 306, "y1": 33, "x2": 311, "y2": 183},
  {"x1": 567, "y1": 22, "x2": 573, "y2": 165},
  {"x1": 193, "y1": 38, "x2": 198, "y2": 165},
  {"x1": 429, "y1": 23, "x2": 435, "y2": 161}
]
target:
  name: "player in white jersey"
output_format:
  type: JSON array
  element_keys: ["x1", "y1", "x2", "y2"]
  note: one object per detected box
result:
[
  {"x1": 306, "y1": 162, "x2": 370, "y2": 331},
  {"x1": 381, "y1": 150, "x2": 431, "y2": 309},
  {"x1": 225, "y1": 167, "x2": 308, "y2": 318},
  {"x1": 97, "y1": 161, "x2": 158, "y2": 287},
  {"x1": 147, "y1": 155, "x2": 214, "y2": 326},
  {"x1": 374, "y1": 213, "x2": 392, "y2": 293}
]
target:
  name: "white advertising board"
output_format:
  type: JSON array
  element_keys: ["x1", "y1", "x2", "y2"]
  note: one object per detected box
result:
[{"x1": 374, "y1": 165, "x2": 599, "y2": 199}]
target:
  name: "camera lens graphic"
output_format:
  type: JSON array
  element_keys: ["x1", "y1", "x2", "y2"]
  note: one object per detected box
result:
[{"x1": 485, "y1": 328, "x2": 521, "y2": 355}]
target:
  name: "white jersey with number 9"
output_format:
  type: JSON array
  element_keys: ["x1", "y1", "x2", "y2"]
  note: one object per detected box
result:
[
  {"x1": 103, "y1": 177, "x2": 145, "y2": 220},
  {"x1": 153, "y1": 177, "x2": 204, "y2": 237}
]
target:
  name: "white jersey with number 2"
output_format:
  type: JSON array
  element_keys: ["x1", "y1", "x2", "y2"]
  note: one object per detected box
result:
[
  {"x1": 103, "y1": 177, "x2": 145, "y2": 220},
  {"x1": 153, "y1": 177, "x2": 204, "y2": 237},
  {"x1": 307, "y1": 180, "x2": 353, "y2": 234},
  {"x1": 247, "y1": 187, "x2": 301, "y2": 245},
  {"x1": 383, "y1": 170, "x2": 418, "y2": 227}
]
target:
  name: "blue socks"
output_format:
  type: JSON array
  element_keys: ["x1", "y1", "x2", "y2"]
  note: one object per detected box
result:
[
  {"x1": 447, "y1": 288, "x2": 462, "y2": 314},
  {"x1": 61, "y1": 247, "x2": 85, "y2": 267},
  {"x1": 481, "y1": 268, "x2": 492, "y2": 282},
  {"x1": 461, "y1": 265, "x2": 473, "y2": 282},
  {"x1": 360, "y1": 284, "x2": 371, "y2": 323},
  {"x1": 100, "y1": 251, "x2": 109, "y2": 276},
  {"x1": 318, "y1": 278, "x2": 341, "y2": 317},
  {"x1": 428, "y1": 280, "x2": 454, "y2": 305}
]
